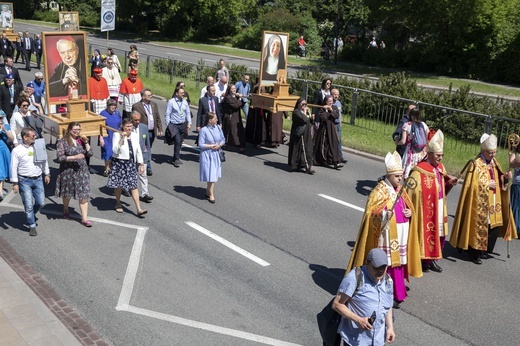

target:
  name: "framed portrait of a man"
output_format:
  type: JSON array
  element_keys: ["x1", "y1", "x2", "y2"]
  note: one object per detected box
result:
[
  {"x1": 43, "y1": 32, "x2": 89, "y2": 104},
  {"x1": 59, "y1": 11, "x2": 79, "y2": 32},
  {"x1": 0, "y1": 3, "x2": 13, "y2": 29},
  {"x1": 259, "y1": 31, "x2": 289, "y2": 87}
]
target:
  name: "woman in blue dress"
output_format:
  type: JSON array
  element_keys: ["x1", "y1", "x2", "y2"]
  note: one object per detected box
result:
[
  {"x1": 99, "y1": 99, "x2": 122, "y2": 177},
  {"x1": 199, "y1": 113, "x2": 225, "y2": 203},
  {"x1": 0, "y1": 110, "x2": 14, "y2": 200}
]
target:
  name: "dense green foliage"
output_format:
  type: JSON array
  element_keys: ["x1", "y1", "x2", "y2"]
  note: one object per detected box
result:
[{"x1": 22, "y1": 0, "x2": 520, "y2": 84}]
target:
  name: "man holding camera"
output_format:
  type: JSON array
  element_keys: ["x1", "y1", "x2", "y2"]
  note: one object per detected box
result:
[{"x1": 332, "y1": 248, "x2": 395, "y2": 346}]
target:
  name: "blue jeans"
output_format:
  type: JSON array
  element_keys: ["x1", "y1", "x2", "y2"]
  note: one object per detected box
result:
[
  {"x1": 18, "y1": 176, "x2": 45, "y2": 228},
  {"x1": 241, "y1": 100, "x2": 249, "y2": 119},
  {"x1": 336, "y1": 122, "x2": 344, "y2": 160}
]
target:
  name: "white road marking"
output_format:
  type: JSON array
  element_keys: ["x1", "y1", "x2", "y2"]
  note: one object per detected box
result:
[
  {"x1": 116, "y1": 227, "x2": 148, "y2": 310},
  {"x1": 318, "y1": 194, "x2": 365, "y2": 212},
  {"x1": 1, "y1": 190, "x2": 16, "y2": 204},
  {"x1": 167, "y1": 52, "x2": 180, "y2": 56},
  {"x1": 1, "y1": 203, "x2": 147, "y2": 230},
  {"x1": 185, "y1": 221, "x2": 270, "y2": 267},
  {"x1": 122, "y1": 305, "x2": 301, "y2": 346}
]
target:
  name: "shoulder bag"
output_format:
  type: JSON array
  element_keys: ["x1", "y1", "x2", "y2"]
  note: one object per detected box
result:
[{"x1": 208, "y1": 126, "x2": 226, "y2": 162}]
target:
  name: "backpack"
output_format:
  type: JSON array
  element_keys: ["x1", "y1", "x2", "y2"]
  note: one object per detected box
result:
[
  {"x1": 410, "y1": 122, "x2": 426, "y2": 152},
  {"x1": 317, "y1": 267, "x2": 389, "y2": 346}
]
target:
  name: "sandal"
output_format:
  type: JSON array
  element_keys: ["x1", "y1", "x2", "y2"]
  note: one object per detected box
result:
[
  {"x1": 137, "y1": 209, "x2": 148, "y2": 217},
  {"x1": 63, "y1": 212, "x2": 70, "y2": 219},
  {"x1": 115, "y1": 205, "x2": 123, "y2": 213},
  {"x1": 81, "y1": 220, "x2": 93, "y2": 227},
  {"x1": 103, "y1": 170, "x2": 110, "y2": 177}
]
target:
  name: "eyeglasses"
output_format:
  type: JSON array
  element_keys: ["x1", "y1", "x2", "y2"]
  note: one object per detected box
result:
[
  {"x1": 35, "y1": 78, "x2": 42, "y2": 81},
  {"x1": 21, "y1": 104, "x2": 29, "y2": 107},
  {"x1": 72, "y1": 128, "x2": 81, "y2": 132},
  {"x1": 300, "y1": 103, "x2": 307, "y2": 106}
]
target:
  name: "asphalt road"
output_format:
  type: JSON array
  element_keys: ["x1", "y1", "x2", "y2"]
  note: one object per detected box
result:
[{"x1": 1, "y1": 22, "x2": 519, "y2": 346}]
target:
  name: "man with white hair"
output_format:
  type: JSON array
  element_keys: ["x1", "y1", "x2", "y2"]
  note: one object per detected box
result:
[
  {"x1": 32, "y1": 72, "x2": 45, "y2": 105},
  {"x1": 199, "y1": 76, "x2": 214, "y2": 98},
  {"x1": 450, "y1": 133, "x2": 518, "y2": 264}
]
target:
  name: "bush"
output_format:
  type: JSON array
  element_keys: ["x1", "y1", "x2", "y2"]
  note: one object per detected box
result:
[
  {"x1": 152, "y1": 59, "x2": 194, "y2": 79},
  {"x1": 33, "y1": 10, "x2": 59, "y2": 23}
]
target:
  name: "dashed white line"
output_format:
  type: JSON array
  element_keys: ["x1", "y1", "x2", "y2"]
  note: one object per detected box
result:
[
  {"x1": 318, "y1": 193, "x2": 365, "y2": 212},
  {"x1": 185, "y1": 221, "x2": 270, "y2": 267}
]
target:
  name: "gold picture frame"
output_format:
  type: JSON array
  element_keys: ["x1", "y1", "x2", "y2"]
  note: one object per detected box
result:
[{"x1": 259, "y1": 31, "x2": 289, "y2": 87}]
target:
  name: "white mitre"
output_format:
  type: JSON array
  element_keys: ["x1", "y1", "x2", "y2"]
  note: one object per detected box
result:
[
  {"x1": 480, "y1": 133, "x2": 497, "y2": 150},
  {"x1": 385, "y1": 151, "x2": 402, "y2": 174},
  {"x1": 427, "y1": 129, "x2": 444, "y2": 153}
]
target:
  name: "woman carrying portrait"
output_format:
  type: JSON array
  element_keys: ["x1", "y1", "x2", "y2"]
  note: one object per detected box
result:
[
  {"x1": 199, "y1": 113, "x2": 225, "y2": 203},
  {"x1": 55, "y1": 122, "x2": 93, "y2": 227},
  {"x1": 313, "y1": 95, "x2": 342, "y2": 169},
  {"x1": 222, "y1": 84, "x2": 246, "y2": 152},
  {"x1": 261, "y1": 34, "x2": 286, "y2": 83},
  {"x1": 108, "y1": 118, "x2": 147, "y2": 217},
  {"x1": 288, "y1": 98, "x2": 314, "y2": 174}
]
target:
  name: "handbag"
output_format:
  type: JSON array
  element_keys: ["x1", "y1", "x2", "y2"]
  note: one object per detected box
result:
[{"x1": 208, "y1": 126, "x2": 226, "y2": 163}]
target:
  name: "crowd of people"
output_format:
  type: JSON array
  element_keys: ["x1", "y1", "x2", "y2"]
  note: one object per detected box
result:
[
  {"x1": 328, "y1": 104, "x2": 519, "y2": 345},
  {"x1": 0, "y1": 32, "x2": 518, "y2": 344}
]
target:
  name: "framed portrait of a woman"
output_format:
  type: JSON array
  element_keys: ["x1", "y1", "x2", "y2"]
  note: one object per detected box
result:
[
  {"x1": 43, "y1": 32, "x2": 89, "y2": 104},
  {"x1": 259, "y1": 31, "x2": 289, "y2": 87}
]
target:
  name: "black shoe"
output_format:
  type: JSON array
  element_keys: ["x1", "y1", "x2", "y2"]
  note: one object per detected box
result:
[
  {"x1": 29, "y1": 227, "x2": 37, "y2": 236},
  {"x1": 471, "y1": 257, "x2": 482, "y2": 265},
  {"x1": 341, "y1": 159, "x2": 348, "y2": 163},
  {"x1": 480, "y1": 252, "x2": 494, "y2": 259},
  {"x1": 122, "y1": 189, "x2": 131, "y2": 197},
  {"x1": 307, "y1": 169, "x2": 315, "y2": 175},
  {"x1": 147, "y1": 170, "x2": 153, "y2": 176},
  {"x1": 421, "y1": 263, "x2": 430, "y2": 273},
  {"x1": 429, "y1": 261, "x2": 443, "y2": 273},
  {"x1": 393, "y1": 300, "x2": 402, "y2": 309},
  {"x1": 139, "y1": 195, "x2": 153, "y2": 203},
  {"x1": 173, "y1": 160, "x2": 180, "y2": 167}
]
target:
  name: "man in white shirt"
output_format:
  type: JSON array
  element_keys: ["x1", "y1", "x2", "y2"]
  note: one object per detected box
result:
[
  {"x1": 10, "y1": 127, "x2": 50, "y2": 236},
  {"x1": 199, "y1": 76, "x2": 214, "y2": 98},
  {"x1": 214, "y1": 76, "x2": 228, "y2": 104},
  {"x1": 165, "y1": 87, "x2": 191, "y2": 167}
]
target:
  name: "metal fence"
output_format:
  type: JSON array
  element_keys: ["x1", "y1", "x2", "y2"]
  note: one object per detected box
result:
[{"x1": 90, "y1": 44, "x2": 520, "y2": 154}]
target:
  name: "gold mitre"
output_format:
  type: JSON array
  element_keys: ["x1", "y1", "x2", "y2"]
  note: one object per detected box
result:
[
  {"x1": 480, "y1": 133, "x2": 497, "y2": 150},
  {"x1": 385, "y1": 151, "x2": 403, "y2": 174},
  {"x1": 427, "y1": 129, "x2": 444, "y2": 153}
]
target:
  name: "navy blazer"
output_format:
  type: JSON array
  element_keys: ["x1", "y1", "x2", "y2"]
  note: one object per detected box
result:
[{"x1": 196, "y1": 95, "x2": 221, "y2": 128}]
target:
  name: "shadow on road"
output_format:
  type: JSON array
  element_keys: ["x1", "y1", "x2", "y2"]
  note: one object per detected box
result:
[{"x1": 309, "y1": 263, "x2": 345, "y2": 295}]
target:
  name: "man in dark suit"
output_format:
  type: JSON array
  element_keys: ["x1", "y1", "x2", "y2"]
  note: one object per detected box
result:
[
  {"x1": 196, "y1": 84, "x2": 221, "y2": 130},
  {"x1": 131, "y1": 88, "x2": 163, "y2": 175},
  {"x1": 0, "y1": 74, "x2": 23, "y2": 120},
  {"x1": 0, "y1": 56, "x2": 23, "y2": 89},
  {"x1": 131, "y1": 111, "x2": 153, "y2": 203},
  {"x1": 32, "y1": 34, "x2": 43, "y2": 70},
  {"x1": 14, "y1": 32, "x2": 24, "y2": 64},
  {"x1": 0, "y1": 33, "x2": 12, "y2": 61},
  {"x1": 21, "y1": 32, "x2": 33, "y2": 71}
]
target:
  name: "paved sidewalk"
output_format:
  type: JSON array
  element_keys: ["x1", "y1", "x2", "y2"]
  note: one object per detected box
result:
[{"x1": 0, "y1": 236, "x2": 106, "y2": 346}]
